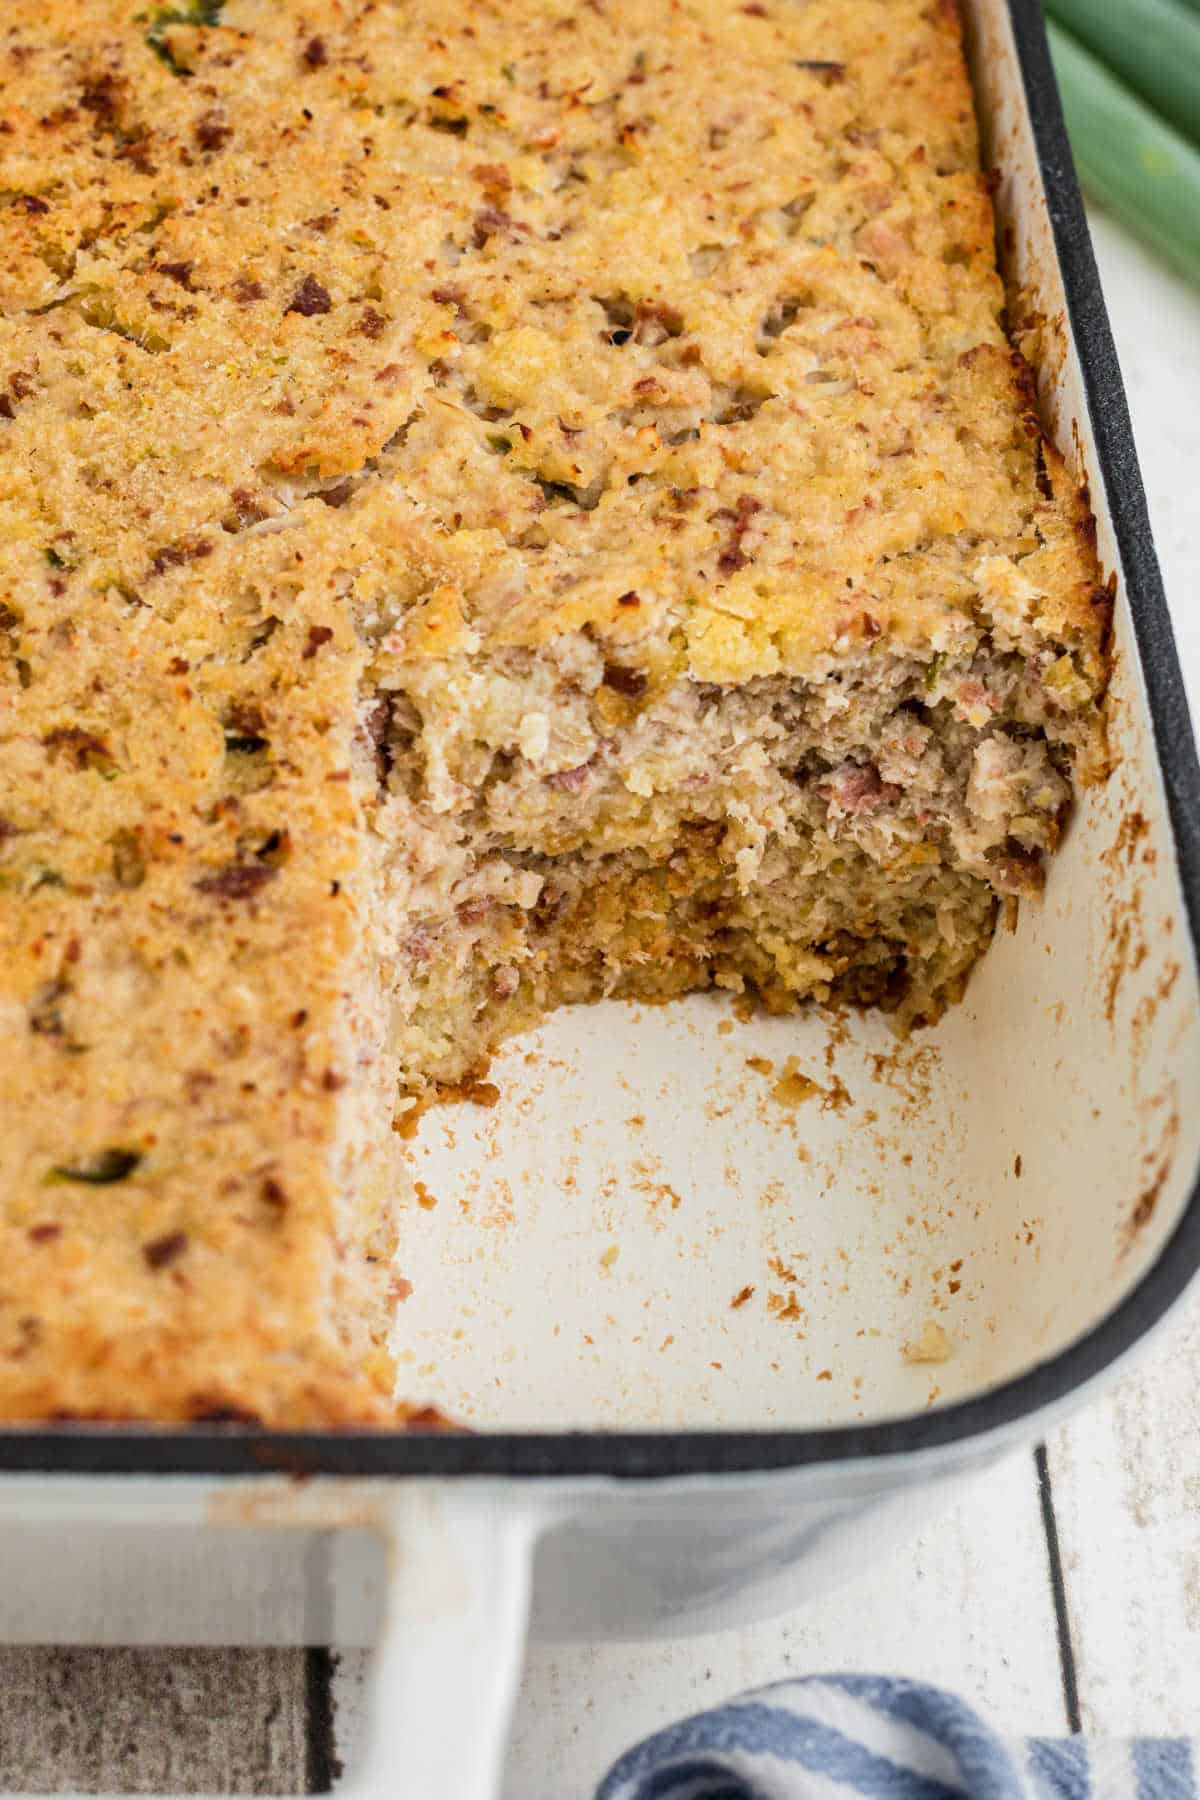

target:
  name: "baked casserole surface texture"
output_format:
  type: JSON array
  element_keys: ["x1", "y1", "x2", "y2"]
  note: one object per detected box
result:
[{"x1": 0, "y1": 0, "x2": 1107, "y2": 1424}]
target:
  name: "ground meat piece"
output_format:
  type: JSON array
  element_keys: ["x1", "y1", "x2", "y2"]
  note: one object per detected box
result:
[
  {"x1": 492, "y1": 964, "x2": 520, "y2": 999},
  {"x1": 226, "y1": 700, "x2": 265, "y2": 740},
  {"x1": 195, "y1": 113, "x2": 232, "y2": 153},
  {"x1": 362, "y1": 696, "x2": 393, "y2": 787},
  {"x1": 143, "y1": 1230, "x2": 189, "y2": 1270},
  {"x1": 42, "y1": 726, "x2": 112, "y2": 769},
  {"x1": 602, "y1": 662, "x2": 648, "y2": 697},
  {"x1": 317, "y1": 481, "x2": 354, "y2": 509},
  {"x1": 151, "y1": 538, "x2": 212, "y2": 575},
  {"x1": 954, "y1": 677, "x2": 1001, "y2": 726},
  {"x1": 472, "y1": 208, "x2": 529, "y2": 248},
  {"x1": 406, "y1": 923, "x2": 438, "y2": 963},
  {"x1": 194, "y1": 863, "x2": 277, "y2": 901},
  {"x1": 228, "y1": 488, "x2": 269, "y2": 527},
  {"x1": 287, "y1": 275, "x2": 332, "y2": 317},
  {"x1": 634, "y1": 300, "x2": 684, "y2": 345},
  {"x1": 822, "y1": 760, "x2": 901, "y2": 818},
  {"x1": 547, "y1": 763, "x2": 591, "y2": 793},
  {"x1": 716, "y1": 495, "x2": 762, "y2": 574}
]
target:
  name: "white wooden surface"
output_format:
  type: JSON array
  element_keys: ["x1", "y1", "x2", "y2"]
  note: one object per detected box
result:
[{"x1": 0, "y1": 209, "x2": 1196, "y2": 1800}]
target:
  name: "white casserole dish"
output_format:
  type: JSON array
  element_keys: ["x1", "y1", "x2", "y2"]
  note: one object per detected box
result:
[{"x1": 1, "y1": 3, "x2": 1198, "y2": 1796}]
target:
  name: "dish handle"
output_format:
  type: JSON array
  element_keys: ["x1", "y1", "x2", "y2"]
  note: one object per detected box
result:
[{"x1": 354, "y1": 1479, "x2": 551, "y2": 1800}]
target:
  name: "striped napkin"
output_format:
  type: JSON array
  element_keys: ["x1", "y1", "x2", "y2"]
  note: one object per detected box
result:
[{"x1": 595, "y1": 1676, "x2": 1196, "y2": 1799}]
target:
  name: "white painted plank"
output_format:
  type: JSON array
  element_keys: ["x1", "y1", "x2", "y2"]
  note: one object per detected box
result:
[
  {"x1": 1045, "y1": 1289, "x2": 1200, "y2": 1736},
  {"x1": 332, "y1": 1448, "x2": 1063, "y2": 1799}
]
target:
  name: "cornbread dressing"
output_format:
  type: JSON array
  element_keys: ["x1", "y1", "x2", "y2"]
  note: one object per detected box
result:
[{"x1": 0, "y1": 0, "x2": 1108, "y2": 1423}]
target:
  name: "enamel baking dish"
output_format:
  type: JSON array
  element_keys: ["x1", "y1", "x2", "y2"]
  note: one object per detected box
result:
[{"x1": 2, "y1": 3, "x2": 1198, "y2": 1797}]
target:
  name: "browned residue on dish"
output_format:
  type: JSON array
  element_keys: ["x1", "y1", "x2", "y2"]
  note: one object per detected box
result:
[
  {"x1": 1107, "y1": 808, "x2": 1151, "y2": 869},
  {"x1": 767, "y1": 1290, "x2": 806, "y2": 1330},
  {"x1": 1124, "y1": 1106, "x2": 1180, "y2": 1252},
  {"x1": 645, "y1": 1178, "x2": 684, "y2": 1215},
  {"x1": 209, "y1": 1405, "x2": 470, "y2": 1521},
  {"x1": 867, "y1": 1040, "x2": 939, "y2": 1123},
  {"x1": 403, "y1": 1405, "x2": 470, "y2": 1433},
  {"x1": 1100, "y1": 807, "x2": 1154, "y2": 1028},
  {"x1": 821, "y1": 1007, "x2": 852, "y2": 1062},
  {"x1": 477, "y1": 1175, "x2": 515, "y2": 1230},
  {"x1": 1129, "y1": 953, "x2": 1183, "y2": 1071},
  {"x1": 1128, "y1": 1158, "x2": 1171, "y2": 1243},
  {"x1": 627, "y1": 1154, "x2": 684, "y2": 1221}
]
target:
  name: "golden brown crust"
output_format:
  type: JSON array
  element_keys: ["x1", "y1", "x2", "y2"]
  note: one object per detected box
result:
[{"x1": 0, "y1": 0, "x2": 1104, "y2": 1425}]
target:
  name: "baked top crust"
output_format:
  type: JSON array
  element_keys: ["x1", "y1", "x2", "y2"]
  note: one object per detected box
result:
[{"x1": 0, "y1": 0, "x2": 1104, "y2": 1423}]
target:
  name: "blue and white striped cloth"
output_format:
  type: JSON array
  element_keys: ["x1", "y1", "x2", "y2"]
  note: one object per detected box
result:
[{"x1": 596, "y1": 1677, "x2": 1196, "y2": 1800}]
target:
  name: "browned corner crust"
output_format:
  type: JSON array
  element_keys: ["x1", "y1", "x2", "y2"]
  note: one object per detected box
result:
[{"x1": 0, "y1": 0, "x2": 1105, "y2": 1426}]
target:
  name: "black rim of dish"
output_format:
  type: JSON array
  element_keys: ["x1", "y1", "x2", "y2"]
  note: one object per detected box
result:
[{"x1": 3, "y1": 0, "x2": 1199, "y2": 1481}]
